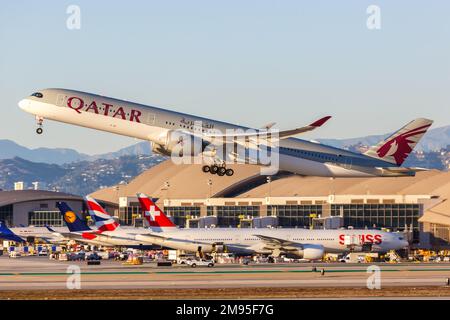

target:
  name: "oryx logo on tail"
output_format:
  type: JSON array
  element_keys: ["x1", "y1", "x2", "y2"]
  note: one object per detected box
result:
[
  {"x1": 376, "y1": 124, "x2": 432, "y2": 165},
  {"x1": 364, "y1": 118, "x2": 433, "y2": 166}
]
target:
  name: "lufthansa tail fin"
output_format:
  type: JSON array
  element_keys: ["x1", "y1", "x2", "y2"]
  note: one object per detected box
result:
[
  {"x1": 136, "y1": 193, "x2": 177, "y2": 229},
  {"x1": 364, "y1": 118, "x2": 433, "y2": 166},
  {"x1": 56, "y1": 202, "x2": 91, "y2": 232},
  {"x1": 0, "y1": 221, "x2": 25, "y2": 243}
]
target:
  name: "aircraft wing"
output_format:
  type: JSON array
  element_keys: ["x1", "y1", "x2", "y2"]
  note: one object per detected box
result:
[
  {"x1": 253, "y1": 234, "x2": 299, "y2": 248},
  {"x1": 203, "y1": 116, "x2": 331, "y2": 141}
]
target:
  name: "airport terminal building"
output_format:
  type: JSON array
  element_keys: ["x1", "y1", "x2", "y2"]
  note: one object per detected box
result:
[
  {"x1": 91, "y1": 160, "x2": 450, "y2": 250},
  {"x1": 0, "y1": 190, "x2": 118, "y2": 227},
  {"x1": 0, "y1": 190, "x2": 84, "y2": 227}
]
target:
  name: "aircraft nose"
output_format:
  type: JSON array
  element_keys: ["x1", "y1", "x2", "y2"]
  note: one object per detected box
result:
[{"x1": 18, "y1": 99, "x2": 30, "y2": 111}]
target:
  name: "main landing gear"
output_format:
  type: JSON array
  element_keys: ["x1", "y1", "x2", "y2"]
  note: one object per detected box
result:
[
  {"x1": 36, "y1": 116, "x2": 44, "y2": 135},
  {"x1": 202, "y1": 164, "x2": 234, "y2": 177}
]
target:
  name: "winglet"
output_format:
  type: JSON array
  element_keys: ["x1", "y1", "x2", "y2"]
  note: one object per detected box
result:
[{"x1": 310, "y1": 116, "x2": 332, "y2": 127}]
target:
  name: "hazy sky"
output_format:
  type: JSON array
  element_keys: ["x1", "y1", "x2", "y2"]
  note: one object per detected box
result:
[{"x1": 1, "y1": 1, "x2": 449, "y2": 155}]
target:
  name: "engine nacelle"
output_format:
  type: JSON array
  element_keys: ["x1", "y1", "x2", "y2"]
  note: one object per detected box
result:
[
  {"x1": 151, "y1": 130, "x2": 208, "y2": 158},
  {"x1": 287, "y1": 244, "x2": 324, "y2": 260}
]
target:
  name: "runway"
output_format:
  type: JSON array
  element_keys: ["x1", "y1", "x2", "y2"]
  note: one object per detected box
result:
[{"x1": 1, "y1": 256, "x2": 450, "y2": 293}]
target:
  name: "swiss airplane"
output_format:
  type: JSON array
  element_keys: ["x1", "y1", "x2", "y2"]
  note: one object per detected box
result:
[
  {"x1": 134, "y1": 193, "x2": 409, "y2": 259},
  {"x1": 0, "y1": 195, "x2": 409, "y2": 259},
  {"x1": 19, "y1": 89, "x2": 433, "y2": 177}
]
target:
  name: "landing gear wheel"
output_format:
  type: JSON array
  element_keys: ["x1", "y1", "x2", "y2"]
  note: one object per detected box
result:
[
  {"x1": 210, "y1": 165, "x2": 219, "y2": 174},
  {"x1": 36, "y1": 128, "x2": 43, "y2": 135},
  {"x1": 202, "y1": 165, "x2": 211, "y2": 173},
  {"x1": 225, "y1": 169, "x2": 234, "y2": 176},
  {"x1": 218, "y1": 167, "x2": 227, "y2": 176}
]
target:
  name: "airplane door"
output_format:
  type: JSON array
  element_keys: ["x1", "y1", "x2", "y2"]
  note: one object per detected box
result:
[
  {"x1": 56, "y1": 94, "x2": 68, "y2": 107},
  {"x1": 147, "y1": 113, "x2": 156, "y2": 125},
  {"x1": 343, "y1": 156, "x2": 352, "y2": 169}
]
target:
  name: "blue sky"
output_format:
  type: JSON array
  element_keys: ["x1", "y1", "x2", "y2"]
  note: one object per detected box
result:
[{"x1": 1, "y1": 1, "x2": 449, "y2": 154}]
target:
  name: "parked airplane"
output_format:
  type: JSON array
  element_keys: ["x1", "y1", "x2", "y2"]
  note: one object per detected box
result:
[
  {"x1": 54, "y1": 200, "x2": 155, "y2": 249},
  {"x1": 19, "y1": 89, "x2": 433, "y2": 177},
  {"x1": 134, "y1": 193, "x2": 409, "y2": 259},
  {"x1": 0, "y1": 221, "x2": 26, "y2": 243}
]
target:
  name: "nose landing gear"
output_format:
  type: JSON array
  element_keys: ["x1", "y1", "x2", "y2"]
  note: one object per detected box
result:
[
  {"x1": 202, "y1": 164, "x2": 234, "y2": 177},
  {"x1": 36, "y1": 116, "x2": 44, "y2": 135}
]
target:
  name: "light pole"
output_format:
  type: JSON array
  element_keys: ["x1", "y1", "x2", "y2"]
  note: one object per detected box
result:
[
  {"x1": 164, "y1": 181, "x2": 170, "y2": 206},
  {"x1": 266, "y1": 176, "x2": 272, "y2": 198},
  {"x1": 207, "y1": 179, "x2": 213, "y2": 199}
]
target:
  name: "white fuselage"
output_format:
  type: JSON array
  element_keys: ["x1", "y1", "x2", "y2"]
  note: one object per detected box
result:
[
  {"x1": 133, "y1": 227, "x2": 408, "y2": 255},
  {"x1": 10, "y1": 226, "x2": 408, "y2": 255}
]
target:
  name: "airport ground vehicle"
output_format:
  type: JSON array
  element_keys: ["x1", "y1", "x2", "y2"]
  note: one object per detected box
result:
[
  {"x1": 86, "y1": 252, "x2": 101, "y2": 261},
  {"x1": 96, "y1": 251, "x2": 110, "y2": 260},
  {"x1": 58, "y1": 253, "x2": 68, "y2": 261},
  {"x1": 339, "y1": 253, "x2": 367, "y2": 263},
  {"x1": 38, "y1": 248, "x2": 48, "y2": 256},
  {"x1": 67, "y1": 252, "x2": 85, "y2": 261},
  {"x1": 9, "y1": 251, "x2": 21, "y2": 258},
  {"x1": 177, "y1": 254, "x2": 196, "y2": 264},
  {"x1": 187, "y1": 259, "x2": 214, "y2": 268}
]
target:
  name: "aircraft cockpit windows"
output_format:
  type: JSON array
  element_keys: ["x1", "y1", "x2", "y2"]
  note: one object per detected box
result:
[{"x1": 31, "y1": 92, "x2": 43, "y2": 98}]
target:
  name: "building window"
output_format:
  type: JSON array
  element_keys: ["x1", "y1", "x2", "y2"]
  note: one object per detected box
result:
[
  {"x1": 164, "y1": 206, "x2": 200, "y2": 228},
  {"x1": 28, "y1": 211, "x2": 63, "y2": 227},
  {"x1": 207, "y1": 206, "x2": 259, "y2": 228},
  {"x1": 330, "y1": 203, "x2": 421, "y2": 242},
  {"x1": 119, "y1": 205, "x2": 140, "y2": 226},
  {"x1": 268, "y1": 205, "x2": 322, "y2": 228},
  {"x1": 0, "y1": 205, "x2": 13, "y2": 226}
]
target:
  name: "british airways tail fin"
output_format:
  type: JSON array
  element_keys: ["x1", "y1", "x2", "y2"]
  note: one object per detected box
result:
[
  {"x1": 84, "y1": 196, "x2": 119, "y2": 232},
  {"x1": 56, "y1": 202, "x2": 91, "y2": 232},
  {"x1": 364, "y1": 118, "x2": 433, "y2": 166}
]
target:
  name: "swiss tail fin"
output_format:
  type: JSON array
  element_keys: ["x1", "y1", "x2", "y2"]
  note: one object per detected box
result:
[
  {"x1": 84, "y1": 196, "x2": 119, "y2": 232},
  {"x1": 136, "y1": 193, "x2": 176, "y2": 229},
  {"x1": 364, "y1": 118, "x2": 433, "y2": 166},
  {"x1": 56, "y1": 202, "x2": 91, "y2": 232}
]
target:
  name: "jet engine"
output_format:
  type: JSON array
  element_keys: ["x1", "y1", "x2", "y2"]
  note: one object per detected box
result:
[
  {"x1": 286, "y1": 244, "x2": 324, "y2": 260},
  {"x1": 151, "y1": 130, "x2": 208, "y2": 157}
]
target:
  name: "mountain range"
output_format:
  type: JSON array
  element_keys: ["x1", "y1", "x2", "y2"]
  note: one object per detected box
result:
[{"x1": 0, "y1": 125, "x2": 448, "y2": 165}]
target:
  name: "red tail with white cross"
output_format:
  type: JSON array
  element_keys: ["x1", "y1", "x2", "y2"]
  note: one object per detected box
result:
[{"x1": 136, "y1": 193, "x2": 176, "y2": 229}]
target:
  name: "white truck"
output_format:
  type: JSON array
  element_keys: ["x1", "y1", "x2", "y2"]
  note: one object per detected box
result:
[{"x1": 339, "y1": 252, "x2": 379, "y2": 263}]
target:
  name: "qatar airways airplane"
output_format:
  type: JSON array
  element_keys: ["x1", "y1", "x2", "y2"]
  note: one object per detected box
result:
[{"x1": 19, "y1": 88, "x2": 432, "y2": 177}]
